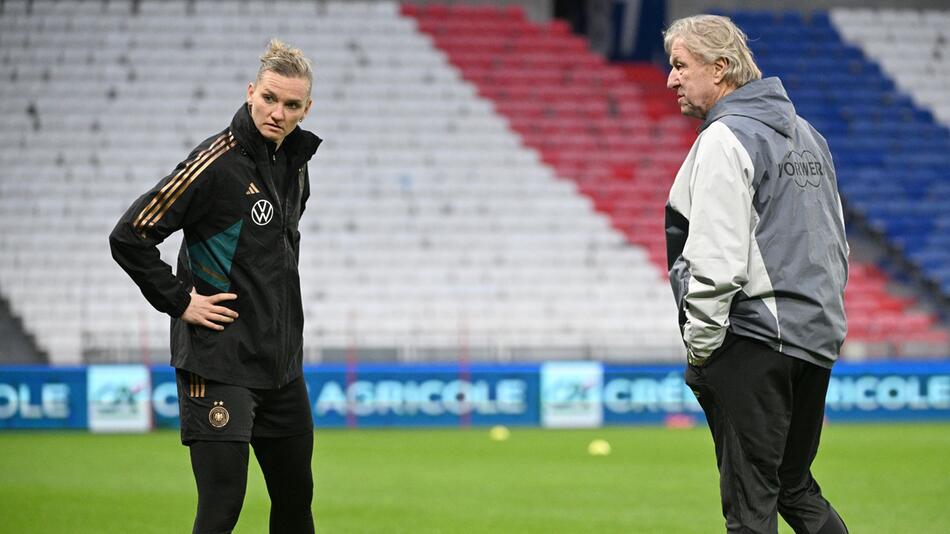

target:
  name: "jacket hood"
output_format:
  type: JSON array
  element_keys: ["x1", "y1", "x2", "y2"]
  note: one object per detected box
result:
[
  {"x1": 700, "y1": 77, "x2": 796, "y2": 138},
  {"x1": 229, "y1": 104, "x2": 322, "y2": 165}
]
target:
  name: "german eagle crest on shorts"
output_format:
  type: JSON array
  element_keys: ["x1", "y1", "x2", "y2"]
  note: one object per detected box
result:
[{"x1": 209, "y1": 401, "x2": 230, "y2": 428}]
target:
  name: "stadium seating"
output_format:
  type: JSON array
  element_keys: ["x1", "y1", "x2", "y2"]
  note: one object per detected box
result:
[
  {"x1": 0, "y1": 0, "x2": 683, "y2": 364},
  {"x1": 827, "y1": 9, "x2": 950, "y2": 296},
  {"x1": 0, "y1": 1, "x2": 945, "y2": 363},
  {"x1": 406, "y1": 5, "x2": 949, "y2": 358}
]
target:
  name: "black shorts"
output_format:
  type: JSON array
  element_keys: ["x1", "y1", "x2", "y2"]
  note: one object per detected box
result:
[{"x1": 176, "y1": 370, "x2": 313, "y2": 445}]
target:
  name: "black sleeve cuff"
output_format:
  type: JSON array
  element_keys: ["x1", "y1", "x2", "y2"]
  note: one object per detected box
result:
[{"x1": 169, "y1": 287, "x2": 192, "y2": 318}]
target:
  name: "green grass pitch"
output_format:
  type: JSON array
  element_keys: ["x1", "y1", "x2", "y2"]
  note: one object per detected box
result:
[{"x1": 1, "y1": 423, "x2": 948, "y2": 533}]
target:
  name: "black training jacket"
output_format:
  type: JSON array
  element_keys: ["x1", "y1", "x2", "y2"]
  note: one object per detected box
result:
[{"x1": 110, "y1": 104, "x2": 322, "y2": 388}]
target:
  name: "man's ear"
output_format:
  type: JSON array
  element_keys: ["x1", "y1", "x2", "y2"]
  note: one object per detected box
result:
[{"x1": 713, "y1": 57, "x2": 730, "y2": 84}]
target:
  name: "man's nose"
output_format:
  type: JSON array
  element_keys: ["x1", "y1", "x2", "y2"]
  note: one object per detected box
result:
[{"x1": 667, "y1": 70, "x2": 679, "y2": 90}]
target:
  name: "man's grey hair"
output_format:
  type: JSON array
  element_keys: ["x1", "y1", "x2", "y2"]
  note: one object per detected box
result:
[
  {"x1": 663, "y1": 15, "x2": 762, "y2": 88},
  {"x1": 256, "y1": 38, "x2": 313, "y2": 93}
]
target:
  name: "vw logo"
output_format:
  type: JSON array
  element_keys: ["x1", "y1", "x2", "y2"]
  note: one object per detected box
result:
[{"x1": 251, "y1": 199, "x2": 274, "y2": 226}]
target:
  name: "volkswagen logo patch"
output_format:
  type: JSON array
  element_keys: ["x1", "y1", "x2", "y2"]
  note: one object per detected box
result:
[
  {"x1": 209, "y1": 401, "x2": 230, "y2": 428},
  {"x1": 251, "y1": 199, "x2": 274, "y2": 226}
]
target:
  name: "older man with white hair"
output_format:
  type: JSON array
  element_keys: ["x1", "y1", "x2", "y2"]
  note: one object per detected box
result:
[{"x1": 663, "y1": 15, "x2": 850, "y2": 534}]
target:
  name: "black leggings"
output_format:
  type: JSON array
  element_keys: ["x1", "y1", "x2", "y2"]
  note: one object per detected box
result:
[{"x1": 189, "y1": 433, "x2": 314, "y2": 534}]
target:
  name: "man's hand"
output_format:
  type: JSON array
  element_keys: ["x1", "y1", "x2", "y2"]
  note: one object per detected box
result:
[{"x1": 181, "y1": 289, "x2": 238, "y2": 331}]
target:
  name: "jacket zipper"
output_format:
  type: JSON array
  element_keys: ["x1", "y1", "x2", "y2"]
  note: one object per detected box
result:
[
  {"x1": 280, "y1": 155, "x2": 293, "y2": 389},
  {"x1": 271, "y1": 151, "x2": 292, "y2": 387},
  {"x1": 269, "y1": 151, "x2": 291, "y2": 388}
]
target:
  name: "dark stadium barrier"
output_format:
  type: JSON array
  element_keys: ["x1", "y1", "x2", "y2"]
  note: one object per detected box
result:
[{"x1": 1, "y1": 362, "x2": 949, "y2": 431}]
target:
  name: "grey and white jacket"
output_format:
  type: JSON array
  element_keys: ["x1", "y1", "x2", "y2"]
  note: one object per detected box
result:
[{"x1": 665, "y1": 77, "x2": 848, "y2": 368}]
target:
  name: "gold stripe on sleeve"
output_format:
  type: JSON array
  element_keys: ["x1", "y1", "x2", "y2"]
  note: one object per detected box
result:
[
  {"x1": 132, "y1": 133, "x2": 230, "y2": 234},
  {"x1": 139, "y1": 134, "x2": 236, "y2": 236}
]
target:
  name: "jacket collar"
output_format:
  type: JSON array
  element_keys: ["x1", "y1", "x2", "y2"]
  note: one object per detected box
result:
[
  {"x1": 229, "y1": 103, "x2": 322, "y2": 167},
  {"x1": 699, "y1": 77, "x2": 796, "y2": 138}
]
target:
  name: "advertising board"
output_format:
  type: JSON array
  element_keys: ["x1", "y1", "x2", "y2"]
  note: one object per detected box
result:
[{"x1": 2, "y1": 361, "x2": 949, "y2": 430}]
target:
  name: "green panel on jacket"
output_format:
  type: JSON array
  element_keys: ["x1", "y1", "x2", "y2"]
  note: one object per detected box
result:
[{"x1": 187, "y1": 220, "x2": 243, "y2": 292}]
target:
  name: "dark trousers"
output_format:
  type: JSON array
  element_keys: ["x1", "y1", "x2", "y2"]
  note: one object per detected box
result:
[
  {"x1": 684, "y1": 334, "x2": 848, "y2": 534},
  {"x1": 190, "y1": 432, "x2": 315, "y2": 534}
]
